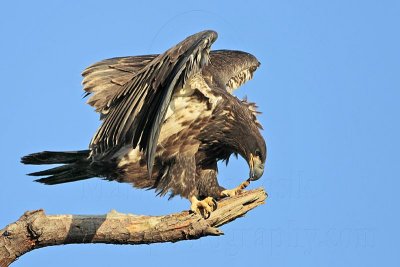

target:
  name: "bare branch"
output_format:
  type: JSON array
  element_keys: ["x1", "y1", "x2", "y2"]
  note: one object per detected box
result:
[{"x1": 0, "y1": 188, "x2": 267, "y2": 266}]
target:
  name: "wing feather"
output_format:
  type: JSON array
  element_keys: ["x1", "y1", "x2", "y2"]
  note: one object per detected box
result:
[
  {"x1": 82, "y1": 55, "x2": 157, "y2": 113},
  {"x1": 89, "y1": 30, "x2": 218, "y2": 176},
  {"x1": 203, "y1": 50, "x2": 260, "y2": 93},
  {"x1": 82, "y1": 50, "x2": 259, "y2": 115}
]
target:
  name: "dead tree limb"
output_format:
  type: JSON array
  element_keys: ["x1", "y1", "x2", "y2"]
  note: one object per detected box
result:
[{"x1": 0, "y1": 188, "x2": 267, "y2": 266}]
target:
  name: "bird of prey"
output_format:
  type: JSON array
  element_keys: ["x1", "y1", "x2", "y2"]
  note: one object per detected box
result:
[{"x1": 22, "y1": 30, "x2": 266, "y2": 218}]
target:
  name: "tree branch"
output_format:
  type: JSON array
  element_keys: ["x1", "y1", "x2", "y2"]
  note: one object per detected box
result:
[{"x1": 0, "y1": 188, "x2": 267, "y2": 266}]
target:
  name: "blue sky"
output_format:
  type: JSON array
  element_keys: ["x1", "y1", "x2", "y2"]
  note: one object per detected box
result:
[{"x1": 1, "y1": 0, "x2": 399, "y2": 266}]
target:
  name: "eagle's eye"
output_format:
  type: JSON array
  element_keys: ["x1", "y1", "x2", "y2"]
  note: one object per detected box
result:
[{"x1": 255, "y1": 149, "x2": 262, "y2": 158}]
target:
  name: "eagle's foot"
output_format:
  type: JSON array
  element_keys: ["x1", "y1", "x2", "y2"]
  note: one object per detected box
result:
[
  {"x1": 190, "y1": 196, "x2": 217, "y2": 219},
  {"x1": 220, "y1": 179, "x2": 251, "y2": 197}
]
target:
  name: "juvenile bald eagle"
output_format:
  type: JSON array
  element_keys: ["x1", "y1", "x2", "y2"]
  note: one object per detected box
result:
[{"x1": 22, "y1": 30, "x2": 266, "y2": 218}]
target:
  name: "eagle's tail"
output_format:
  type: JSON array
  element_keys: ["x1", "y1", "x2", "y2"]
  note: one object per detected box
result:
[{"x1": 21, "y1": 150, "x2": 94, "y2": 185}]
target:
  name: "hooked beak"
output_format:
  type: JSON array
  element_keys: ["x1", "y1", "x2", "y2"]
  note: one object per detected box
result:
[{"x1": 249, "y1": 153, "x2": 265, "y2": 181}]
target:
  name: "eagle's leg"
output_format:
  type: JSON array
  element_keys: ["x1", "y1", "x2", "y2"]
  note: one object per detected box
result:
[
  {"x1": 190, "y1": 195, "x2": 217, "y2": 219},
  {"x1": 220, "y1": 179, "x2": 250, "y2": 197}
]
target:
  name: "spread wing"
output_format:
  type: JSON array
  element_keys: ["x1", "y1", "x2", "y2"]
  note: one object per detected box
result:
[
  {"x1": 89, "y1": 30, "x2": 218, "y2": 175},
  {"x1": 82, "y1": 55, "x2": 157, "y2": 115},
  {"x1": 82, "y1": 51, "x2": 259, "y2": 117},
  {"x1": 202, "y1": 50, "x2": 260, "y2": 93}
]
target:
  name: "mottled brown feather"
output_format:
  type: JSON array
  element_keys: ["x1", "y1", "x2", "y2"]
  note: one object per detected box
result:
[
  {"x1": 89, "y1": 31, "x2": 218, "y2": 178},
  {"x1": 82, "y1": 51, "x2": 259, "y2": 116}
]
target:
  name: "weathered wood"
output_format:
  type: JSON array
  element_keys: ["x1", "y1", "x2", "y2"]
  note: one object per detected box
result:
[{"x1": 0, "y1": 188, "x2": 266, "y2": 266}]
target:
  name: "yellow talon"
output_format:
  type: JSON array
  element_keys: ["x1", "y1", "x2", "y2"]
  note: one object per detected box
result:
[{"x1": 190, "y1": 196, "x2": 217, "y2": 218}]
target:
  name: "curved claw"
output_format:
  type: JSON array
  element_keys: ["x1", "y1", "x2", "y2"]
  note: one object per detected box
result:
[{"x1": 190, "y1": 196, "x2": 217, "y2": 219}]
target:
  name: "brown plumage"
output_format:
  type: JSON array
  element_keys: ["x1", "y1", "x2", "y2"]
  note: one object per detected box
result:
[{"x1": 21, "y1": 30, "x2": 266, "y2": 217}]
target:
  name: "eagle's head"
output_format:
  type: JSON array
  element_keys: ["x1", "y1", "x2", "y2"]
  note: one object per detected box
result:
[
  {"x1": 226, "y1": 112, "x2": 266, "y2": 181},
  {"x1": 243, "y1": 132, "x2": 266, "y2": 181},
  {"x1": 234, "y1": 100, "x2": 267, "y2": 181}
]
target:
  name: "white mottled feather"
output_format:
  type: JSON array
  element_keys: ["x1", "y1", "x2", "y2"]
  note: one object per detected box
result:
[{"x1": 117, "y1": 75, "x2": 216, "y2": 167}]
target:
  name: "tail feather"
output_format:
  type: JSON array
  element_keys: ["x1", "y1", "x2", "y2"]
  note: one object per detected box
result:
[
  {"x1": 28, "y1": 164, "x2": 73, "y2": 176},
  {"x1": 21, "y1": 150, "x2": 90, "y2": 165},
  {"x1": 35, "y1": 172, "x2": 93, "y2": 185},
  {"x1": 21, "y1": 150, "x2": 94, "y2": 185}
]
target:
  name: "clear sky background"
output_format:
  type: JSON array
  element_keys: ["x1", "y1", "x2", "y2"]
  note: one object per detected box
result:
[{"x1": 1, "y1": 0, "x2": 399, "y2": 266}]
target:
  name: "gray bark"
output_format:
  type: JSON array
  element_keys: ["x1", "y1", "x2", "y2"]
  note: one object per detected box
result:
[{"x1": 0, "y1": 188, "x2": 267, "y2": 267}]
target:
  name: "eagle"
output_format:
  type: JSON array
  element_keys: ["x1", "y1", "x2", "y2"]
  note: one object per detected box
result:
[{"x1": 21, "y1": 30, "x2": 266, "y2": 218}]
